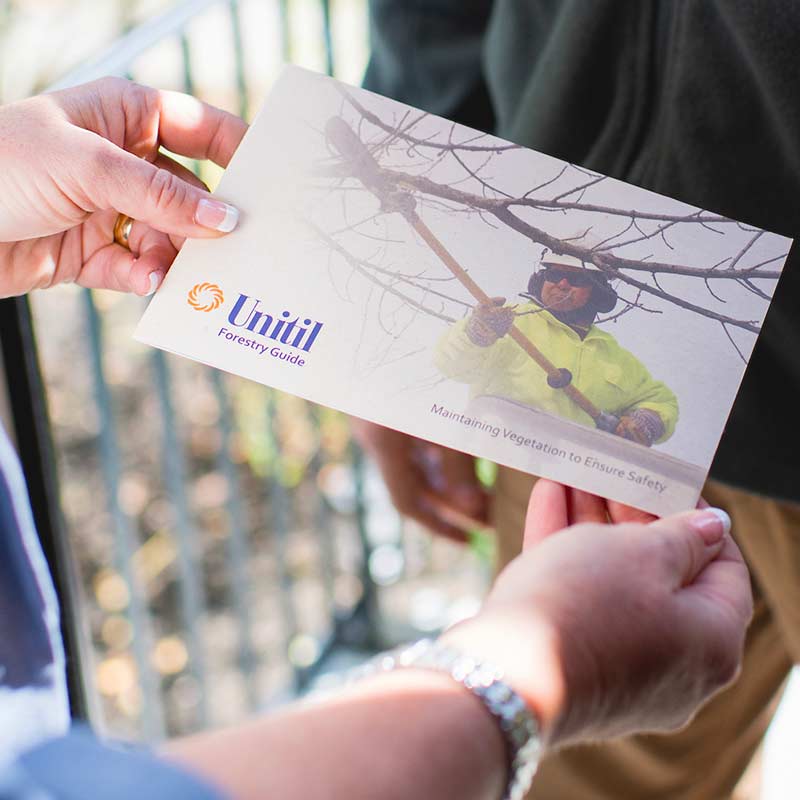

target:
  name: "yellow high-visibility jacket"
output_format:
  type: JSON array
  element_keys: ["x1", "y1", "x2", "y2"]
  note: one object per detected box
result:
[{"x1": 435, "y1": 303, "x2": 679, "y2": 442}]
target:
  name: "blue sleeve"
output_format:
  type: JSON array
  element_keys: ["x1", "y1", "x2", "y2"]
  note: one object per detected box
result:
[
  {"x1": 0, "y1": 726, "x2": 226, "y2": 800},
  {"x1": 0, "y1": 426, "x2": 69, "y2": 761}
]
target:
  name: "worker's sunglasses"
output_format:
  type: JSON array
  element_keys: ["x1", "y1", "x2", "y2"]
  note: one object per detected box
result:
[{"x1": 542, "y1": 267, "x2": 594, "y2": 288}]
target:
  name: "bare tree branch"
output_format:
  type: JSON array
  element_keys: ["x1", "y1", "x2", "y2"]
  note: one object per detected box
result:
[
  {"x1": 305, "y1": 219, "x2": 462, "y2": 322},
  {"x1": 312, "y1": 102, "x2": 789, "y2": 354},
  {"x1": 337, "y1": 86, "x2": 522, "y2": 153}
]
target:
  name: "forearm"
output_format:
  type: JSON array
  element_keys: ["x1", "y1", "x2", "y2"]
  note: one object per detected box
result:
[{"x1": 164, "y1": 670, "x2": 507, "y2": 800}]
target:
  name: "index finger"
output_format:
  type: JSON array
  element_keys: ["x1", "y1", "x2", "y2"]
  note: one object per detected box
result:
[
  {"x1": 607, "y1": 498, "x2": 657, "y2": 525},
  {"x1": 157, "y1": 90, "x2": 248, "y2": 167},
  {"x1": 524, "y1": 479, "x2": 569, "y2": 548},
  {"x1": 567, "y1": 488, "x2": 608, "y2": 526}
]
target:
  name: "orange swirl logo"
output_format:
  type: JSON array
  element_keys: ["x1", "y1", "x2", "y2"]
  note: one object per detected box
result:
[{"x1": 188, "y1": 282, "x2": 224, "y2": 312}]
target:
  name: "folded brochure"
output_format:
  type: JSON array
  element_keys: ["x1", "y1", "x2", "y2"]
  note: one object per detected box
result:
[{"x1": 135, "y1": 66, "x2": 792, "y2": 516}]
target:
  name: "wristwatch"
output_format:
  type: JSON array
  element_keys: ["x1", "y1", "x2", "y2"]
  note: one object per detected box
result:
[{"x1": 358, "y1": 638, "x2": 543, "y2": 800}]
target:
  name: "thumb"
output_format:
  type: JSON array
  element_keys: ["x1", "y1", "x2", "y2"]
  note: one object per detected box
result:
[
  {"x1": 88, "y1": 140, "x2": 240, "y2": 238},
  {"x1": 647, "y1": 507, "x2": 732, "y2": 587}
]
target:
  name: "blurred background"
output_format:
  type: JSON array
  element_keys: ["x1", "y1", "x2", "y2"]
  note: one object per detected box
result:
[
  {"x1": 0, "y1": 1, "x2": 796, "y2": 797},
  {"x1": 2, "y1": 0, "x2": 489, "y2": 741}
]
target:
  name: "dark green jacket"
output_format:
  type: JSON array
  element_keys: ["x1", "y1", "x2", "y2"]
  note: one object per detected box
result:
[{"x1": 365, "y1": 0, "x2": 800, "y2": 502}]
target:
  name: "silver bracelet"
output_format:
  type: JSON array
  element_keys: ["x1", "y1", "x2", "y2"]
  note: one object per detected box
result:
[{"x1": 354, "y1": 638, "x2": 543, "y2": 800}]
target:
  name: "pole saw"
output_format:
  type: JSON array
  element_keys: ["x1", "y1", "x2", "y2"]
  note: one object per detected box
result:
[{"x1": 324, "y1": 116, "x2": 620, "y2": 434}]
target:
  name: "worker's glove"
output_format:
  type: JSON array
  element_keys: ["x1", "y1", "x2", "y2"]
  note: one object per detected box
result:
[
  {"x1": 615, "y1": 409, "x2": 665, "y2": 447},
  {"x1": 465, "y1": 297, "x2": 516, "y2": 347}
]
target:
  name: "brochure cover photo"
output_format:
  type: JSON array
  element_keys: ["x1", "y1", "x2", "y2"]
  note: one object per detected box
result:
[{"x1": 135, "y1": 66, "x2": 792, "y2": 515}]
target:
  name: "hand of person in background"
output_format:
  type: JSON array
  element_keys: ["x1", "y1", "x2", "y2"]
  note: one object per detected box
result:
[
  {"x1": 351, "y1": 418, "x2": 659, "y2": 542},
  {"x1": 0, "y1": 76, "x2": 247, "y2": 298},
  {"x1": 443, "y1": 479, "x2": 752, "y2": 747},
  {"x1": 351, "y1": 419, "x2": 490, "y2": 543}
]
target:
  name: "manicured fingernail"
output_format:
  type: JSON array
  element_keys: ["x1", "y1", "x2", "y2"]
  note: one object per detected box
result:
[
  {"x1": 146, "y1": 271, "x2": 163, "y2": 296},
  {"x1": 690, "y1": 507, "x2": 731, "y2": 545},
  {"x1": 195, "y1": 198, "x2": 239, "y2": 232}
]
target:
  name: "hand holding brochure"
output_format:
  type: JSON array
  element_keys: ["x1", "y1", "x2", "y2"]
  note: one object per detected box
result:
[{"x1": 136, "y1": 66, "x2": 792, "y2": 515}]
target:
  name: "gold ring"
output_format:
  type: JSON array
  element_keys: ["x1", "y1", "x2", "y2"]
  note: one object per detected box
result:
[{"x1": 113, "y1": 213, "x2": 134, "y2": 250}]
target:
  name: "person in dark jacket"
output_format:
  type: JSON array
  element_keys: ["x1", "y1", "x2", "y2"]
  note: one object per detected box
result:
[{"x1": 359, "y1": 2, "x2": 800, "y2": 797}]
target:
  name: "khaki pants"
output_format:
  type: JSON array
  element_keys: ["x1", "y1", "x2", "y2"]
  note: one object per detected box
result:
[{"x1": 492, "y1": 468, "x2": 800, "y2": 800}]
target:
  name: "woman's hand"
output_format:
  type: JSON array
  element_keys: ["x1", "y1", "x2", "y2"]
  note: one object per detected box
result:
[
  {"x1": 443, "y1": 480, "x2": 753, "y2": 747},
  {"x1": 0, "y1": 76, "x2": 247, "y2": 297}
]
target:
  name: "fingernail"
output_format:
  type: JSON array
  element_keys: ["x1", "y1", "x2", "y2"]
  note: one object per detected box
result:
[
  {"x1": 195, "y1": 198, "x2": 239, "y2": 232},
  {"x1": 690, "y1": 507, "x2": 731, "y2": 545},
  {"x1": 146, "y1": 271, "x2": 163, "y2": 296}
]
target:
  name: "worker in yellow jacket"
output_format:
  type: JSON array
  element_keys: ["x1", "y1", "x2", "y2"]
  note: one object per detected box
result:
[{"x1": 435, "y1": 254, "x2": 679, "y2": 447}]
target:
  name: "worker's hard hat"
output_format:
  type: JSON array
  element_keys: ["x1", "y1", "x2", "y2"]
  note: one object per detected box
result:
[{"x1": 530, "y1": 251, "x2": 618, "y2": 313}]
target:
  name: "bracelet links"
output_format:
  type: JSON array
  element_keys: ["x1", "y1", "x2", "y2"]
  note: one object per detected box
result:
[{"x1": 358, "y1": 638, "x2": 542, "y2": 800}]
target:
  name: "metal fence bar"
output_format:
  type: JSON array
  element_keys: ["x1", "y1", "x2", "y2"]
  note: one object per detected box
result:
[
  {"x1": 150, "y1": 348, "x2": 210, "y2": 727},
  {"x1": 264, "y1": 391, "x2": 301, "y2": 690},
  {"x1": 179, "y1": 30, "x2": 195, "y2": 96},
  {"x1": 309, "y1": 406, "x2": 336, "y2": 618},
  {"x1": 349, "y1": 441, "x2": 381, "y2": 649},
  {"x1": 320, "y1": 0, "x2": 334, "y2": 76},
  {"x1": 279, "y1": 0, "x2": 292, "y2": 62},
  {"x1": 83, "y1": 289, "x2": 165, "y2": 739},
  {"x1": 210, "y1": 371, "x2": 259, "y2": 705},
  {"x1": 281, "y1": 0, "x2": 344, "y2": 690},
  {"x1": 0, "y1": 297, "x2": 92, "y2": 721},
  {"x1": 179, "y1": 25, "x2": 259, "y2": 707},
  {"x1": 228, "y1": 0, "x2": 249, "y2": 121},
  {"x1": 304, "y1": 442, "x2": 383, "y2": 679}
]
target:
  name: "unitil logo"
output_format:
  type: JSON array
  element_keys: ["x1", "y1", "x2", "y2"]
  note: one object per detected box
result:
[{"x1": 188, "y1": 282, "x2": 224, "y2": 312}]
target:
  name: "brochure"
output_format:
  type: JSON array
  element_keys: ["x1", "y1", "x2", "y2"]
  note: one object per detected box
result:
[{"x1": 135, "y1": 66, "x2": 792, "y2": 515}]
